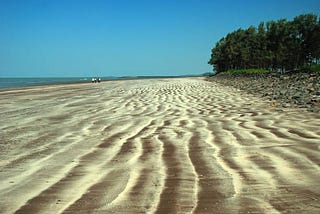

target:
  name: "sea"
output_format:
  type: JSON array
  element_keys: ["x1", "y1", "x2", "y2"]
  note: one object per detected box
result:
[{"x1": 0, "y1": 77, "x2": 102, "y2": 90}]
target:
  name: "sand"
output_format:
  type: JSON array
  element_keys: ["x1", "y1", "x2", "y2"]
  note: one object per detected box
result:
[{"x1": 0, "y1": 78, "x2": 319, "y2": 213}]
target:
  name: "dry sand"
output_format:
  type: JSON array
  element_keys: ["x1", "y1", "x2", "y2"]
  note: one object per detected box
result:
[{"x1": 0, "y1": 78, "x2": 319, "y2": 213}]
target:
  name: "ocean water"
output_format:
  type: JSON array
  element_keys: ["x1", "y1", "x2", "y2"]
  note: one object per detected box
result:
[{"x1": 0, "y1": 77, "x2": 93, "y2": 90}]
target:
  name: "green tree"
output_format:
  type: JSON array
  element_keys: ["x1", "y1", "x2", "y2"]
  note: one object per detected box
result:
[
  {"x1": 292, "y1": 14, "x2": 320, "y2": 66},
  {"x1": 208, "y1": 13, "x2": 320, "y2": 74}
]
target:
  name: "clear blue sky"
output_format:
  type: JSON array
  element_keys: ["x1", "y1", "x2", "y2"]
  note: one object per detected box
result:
[{"x1": 0, "y1": 0, "x2": 319, "y2": 77}]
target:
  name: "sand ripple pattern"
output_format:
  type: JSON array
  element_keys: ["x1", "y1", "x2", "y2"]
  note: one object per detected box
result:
[{"x1": 0, "y1": 78, "x2": 320, "y2": 213}]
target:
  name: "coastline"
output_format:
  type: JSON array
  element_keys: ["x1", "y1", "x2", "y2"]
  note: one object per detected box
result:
[
  {"x1": 0, "y1": 75, "x2": 200, "y2": 91},
  {"x1": 0, "y1": 77, "x2": 91, "y2": 91},
  {"x1": 1, "y1": 77, "x2": 319, "y2": 213},
  {"x1": 0, "y1": 81, "x2": 91, "y2": 95}
]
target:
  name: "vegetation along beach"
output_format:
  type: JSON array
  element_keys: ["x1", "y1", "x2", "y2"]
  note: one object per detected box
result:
[{"x1": 1, "y1": 1, "x2": 320, "y2": 213}]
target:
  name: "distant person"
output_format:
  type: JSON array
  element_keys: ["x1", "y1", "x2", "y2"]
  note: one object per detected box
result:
[
  {"x1": 98, "y1": 77, "x2": 101, "y2": 83},
  {"x1": 91, "y1": 78, "x2": 95, "y2": 83}
]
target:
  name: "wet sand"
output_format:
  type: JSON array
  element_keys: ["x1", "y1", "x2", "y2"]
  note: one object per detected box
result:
[{"x1": 0, "y1": 78, "x2": 319, "y2": 213}]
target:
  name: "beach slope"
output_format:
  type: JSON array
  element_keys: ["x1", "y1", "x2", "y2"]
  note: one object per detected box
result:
[{"x1": 0, "y1": 78, "x2": 319, "y2": 213}]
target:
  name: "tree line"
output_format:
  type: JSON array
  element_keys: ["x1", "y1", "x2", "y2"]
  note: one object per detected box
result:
[{"x1": 208, "y1": 14, "x2": 320, "y2": 74}]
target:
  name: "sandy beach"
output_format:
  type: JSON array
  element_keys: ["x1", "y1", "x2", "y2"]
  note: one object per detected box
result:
[{"x1": 0, "y1": 78, "x2": 319, "y2": 213}]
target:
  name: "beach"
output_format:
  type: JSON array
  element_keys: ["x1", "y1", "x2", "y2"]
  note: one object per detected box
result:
[{"x1": 0, "y1": 78, "x2": 319, "y2": 213}]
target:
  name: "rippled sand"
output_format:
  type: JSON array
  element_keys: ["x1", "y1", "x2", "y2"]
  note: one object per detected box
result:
[{"x1": 0, "y1": 78, "x2": 320, "y2": 213}]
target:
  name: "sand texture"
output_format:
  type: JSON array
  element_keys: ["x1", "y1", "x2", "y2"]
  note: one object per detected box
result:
[{"x1": 0, "y1": 78, "x2": 320, "y2": 213}]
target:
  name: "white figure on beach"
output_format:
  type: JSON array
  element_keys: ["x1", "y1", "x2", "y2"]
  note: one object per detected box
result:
[{"x1": 91, "y1": 77, "x2": 101, "y2": 83}]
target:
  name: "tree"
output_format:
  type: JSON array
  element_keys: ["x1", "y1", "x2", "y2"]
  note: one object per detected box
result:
[{"x1": 208, "y1": 13, "x2": 320, "y2": 74}]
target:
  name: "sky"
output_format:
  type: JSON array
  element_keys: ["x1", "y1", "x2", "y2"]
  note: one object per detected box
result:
[{"x1": 0, "y1": 0, "x2": 319, "y2": 77}]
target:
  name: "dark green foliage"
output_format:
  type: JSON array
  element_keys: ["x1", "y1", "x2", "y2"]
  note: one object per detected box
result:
[
  {"x1": 208, "y1": 14, "x2": 320, "y2": 74},
  {"x1": 202, "y1": 72, "x2": 214, "y2": 76},
  {"x1": 223, "y1": 69, "x2": 269, "y2": 74},
  {"x1": 310, "y1": 64, "x2": 320, "y2": 72}
]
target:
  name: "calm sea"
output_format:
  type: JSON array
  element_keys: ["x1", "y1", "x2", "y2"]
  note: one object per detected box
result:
[{"x1": 0, "y1": 77, "x2": 94, "y2": 90}]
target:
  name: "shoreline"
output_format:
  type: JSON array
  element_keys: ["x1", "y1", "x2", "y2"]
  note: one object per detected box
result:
[
  {"x1": 0, "y1": 76, "x2": 205, "y2": 95},
  {"x1": 0, "y1": 77, "x2": 90, "y2": 91},
  {"x1": 0, "y1": 81, "x2": 91, "y2": 94},
  {"x1": 0, "y1": 75, "x2": 202, "y2": 92}
]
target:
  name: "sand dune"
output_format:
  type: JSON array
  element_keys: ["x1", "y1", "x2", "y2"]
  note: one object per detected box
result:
[{"x1": 0, "y1": 78, "x2": 319, "y2": 213}]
